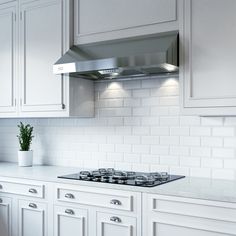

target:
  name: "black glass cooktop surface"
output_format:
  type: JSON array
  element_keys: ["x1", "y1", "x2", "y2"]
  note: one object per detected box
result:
[{"x1": 58, "y1": 168, "x2": 185, "y2": 187}]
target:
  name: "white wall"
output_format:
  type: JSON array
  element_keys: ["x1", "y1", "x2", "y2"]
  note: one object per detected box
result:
[{"x1": 0, "y1": 76, "x2": 236, "y2": 180}]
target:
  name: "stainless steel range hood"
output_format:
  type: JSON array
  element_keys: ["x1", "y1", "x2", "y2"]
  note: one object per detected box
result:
[{"x1": 53, "y1": 32, "x2": 179, "y2": 80}]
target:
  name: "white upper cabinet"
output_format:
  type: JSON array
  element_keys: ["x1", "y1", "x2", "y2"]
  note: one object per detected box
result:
[
  {"x1": 74, "y1": 0, "x2": 179, "y2": 44},
  {"x1": 19, "y1": 0, "x2": 65, "y2": 114},
  {"x1": 0, "y1": 1, "x2": 17, "y2": 117},
  {"x1": 18, "y1": 0, "x2": 94, "y2": 118},
  {"x1": 0, "y1": 0, "x2": 94, "y2": 118},
  {"x1": 180, "y1": 0, "x2": 236, "y2": 116}
]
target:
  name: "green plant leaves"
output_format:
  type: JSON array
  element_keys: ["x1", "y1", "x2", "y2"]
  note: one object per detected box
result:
[{"x1": 17, "y1": 122, "x2": 34, "y2": 151}]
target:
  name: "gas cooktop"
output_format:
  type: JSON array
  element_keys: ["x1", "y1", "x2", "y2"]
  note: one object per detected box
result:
[{"x1": 58, "y1": 168, "x2": 185, "y2": 187}]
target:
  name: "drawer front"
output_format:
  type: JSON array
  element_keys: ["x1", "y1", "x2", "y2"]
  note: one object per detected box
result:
[
  {"x1": 151, "y1": 195, "x2": 236, "y2": 222},
  {"x1": 96, "y1": 212, "x2": 137, "y2": 236},
  {"x1": 147, "y1": 194, "x2": 236, "y2": 235},
  {"x1": 57, "y1": 187, "x2": 133, "y2": 212},
  {"x1": 0, "y1": 180, "x2": 44, "y2": 198}
]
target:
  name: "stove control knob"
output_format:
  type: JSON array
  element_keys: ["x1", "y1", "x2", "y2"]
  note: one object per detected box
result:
[
  {"x1": 110, "y1": 199, "x2": 121, "y2": 205},
  {"x1": 65, "y1": 193, "x2": 75, "y2": 199},
  {"x1": 110, "y1": 216, "x2": 121, "y2": 223}
]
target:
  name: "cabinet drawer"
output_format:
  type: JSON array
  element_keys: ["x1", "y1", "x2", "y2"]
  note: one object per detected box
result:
[
  {"x1": 97, "y1": 212, "x2": 137, "y2": 236},
  {"x1": 0, "y1": 180, "x2": 44, "y2": 198},
  {"x1": 56, "y1": 187, "x2": 134, "y2": 212},
  {"x1": 150, "y1": 195, "x2": 236, "y2": 222},
  {"x1": 147, "y1": 194, "x2": 236, "y2": 235}
]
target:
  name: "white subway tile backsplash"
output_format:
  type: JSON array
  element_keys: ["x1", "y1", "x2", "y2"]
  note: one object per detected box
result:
[
  {"x1": 201, "y1": 137, "x2": 223, "y2": 147},
  {"x1": 133, "y1": 89, "x2": 150, "y2": 98},
  {"x1": 201, "y1": 117, "x2": 224, "y2": 126},
  {"x1": 170, "y1": 127, "x2": 190, "y2": 136},
  {"x1": 201, "y1": 158, "x2": 223, "y2": 168},
  {"x1": 212, "y1": 148, "x2": 235, "y2": 158},
  {"x1": 212, "y1": 127, "x2": 235, "y2": 137},
  {"x1": 1, "y1": 76, "x2": 236, "y2": 180},
  {"x1": 160, "y1": 116, "x2": 179, "y2": 126},
  {"x1": 190, "y1": 127, "x2": 211, "y2": 136}
]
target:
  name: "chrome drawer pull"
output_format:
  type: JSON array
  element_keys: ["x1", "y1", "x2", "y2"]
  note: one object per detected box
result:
[
  {"x1": 110, "y1": 216, "x2": 122, "y2": 223},
  {"x1": 65, "y1": 193, "x2": 75, "y2": 199},
  {"x1": 29, "y1": 203, "x2": 37, "y2": 209},
  {"x1": 65, "y1": 209, "x2": 74, "y2": 215},
  {"x1": 29, "y1": 188, "x2": 37, "y2": 194},
  {"x1": 0, "y1": 184, "x2": 2, "y2": 189},
  {"x1": 110, "y1": 199, "x2": 122, "y2": 205},
  {"x1": 0, "y1": 198, "x2": 2, "y2": 203}
]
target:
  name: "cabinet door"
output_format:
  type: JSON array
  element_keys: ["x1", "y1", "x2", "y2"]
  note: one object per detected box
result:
[
  {"x1": 75, "y1": 0, "x2": 178, "y2": 44},
  {"x1": 97, "y1": 212, "x2": 137, "y2": 236},
  {"x1": 19, "y1": 0, "x2": 70, "y2": 116},
  {"x1": 18, "y1": 200, "x2": 47, "y2": 236},
  {"x1": 180, "y1": 0, "x2": 236, "y2": 115},
  {"x1": 0, "y1": 2, "x2": 17, "y2": 116},
  {"x1": 54, "y1": 205, "x2": 88, "y2": 236},
  {"x1": 0, "y1": 196, "x2": 11, "y2": 236}
]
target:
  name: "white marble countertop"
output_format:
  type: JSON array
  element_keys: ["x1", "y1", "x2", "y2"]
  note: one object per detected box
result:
[{"x1": 0, "y1": 162, "x2": 236, "y2": 203}]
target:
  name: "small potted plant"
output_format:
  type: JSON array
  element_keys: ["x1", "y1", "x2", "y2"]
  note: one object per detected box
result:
[{"x1": 17, "y1": 122, "x2": 34, "y2": 167}]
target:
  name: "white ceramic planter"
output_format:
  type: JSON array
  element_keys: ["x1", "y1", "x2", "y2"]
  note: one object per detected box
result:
[{"x1": 18, "y1": 151, "x2": 33, "y2": 167}]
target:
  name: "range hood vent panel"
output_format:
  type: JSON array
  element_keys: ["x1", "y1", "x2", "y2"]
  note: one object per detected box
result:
[{"x1": 53, "y1": 32, "x2": 179, "y2": 79}]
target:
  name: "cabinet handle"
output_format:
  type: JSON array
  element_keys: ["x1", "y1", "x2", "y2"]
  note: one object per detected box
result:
[
  {"x1": 65, "y1": 209, "x2": 74, "y2": 215},
  {"x1": 0, "y1": 184, "x2": 2, "y2": 189},
  {"x1": 110, "y1": 216, "x2": 122, "y2": 223},
  {"x1": 29, "y1": 188, "x2": 37, "y2": 194},
  {"x1": 29, "y1": 203, "x2": 37, "y2": 209},
  {"x1": 0, "y1": 198, "x2": 2, "y2": 203},
  {"x1": 110, "y1": 199, "x2": 122, "y2": 205},
  {"x1": 65, "y1": 193, "x2": 74, "y2": 199}
]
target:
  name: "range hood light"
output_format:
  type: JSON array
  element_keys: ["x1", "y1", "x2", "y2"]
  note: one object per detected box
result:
[
  {"x1": 162, "y1": 63, "x2": 178, "y2": 72},
  {"x1": 98, "y1": 69, "x2": 121, "y2": 75}
]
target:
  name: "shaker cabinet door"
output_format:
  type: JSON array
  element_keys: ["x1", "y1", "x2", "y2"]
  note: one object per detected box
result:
[
  {"x1": 0, "y1": 196, "x2": 12, "y2": 236},
  {"x1": 18, "y1": 200, "x2": 47, "y2": 236},
  {"x1": 54, "y1": 205, "x2": 88, "y2": 236},
  {"x1": 180, "y1": 0, "x2": 236, "y2": 115},
  {"x1": 19, "y1": 0, "x2": 68, "y2": 116},
  {"x1": 96, "y1": 212, "x2": 137, "y2": 236},
  {"x1": 74, "y1": 0, "x2": 178, "y2": 44},
  {"x1": 0, "y1": 2, "x2": 17, "y2": 116}
]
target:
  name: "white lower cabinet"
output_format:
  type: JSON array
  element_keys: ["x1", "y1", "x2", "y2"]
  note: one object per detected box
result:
[
  {"x1": 18, "y1": 200, "x2": 47, "y2": 236},
  {"x1": 143, "y1": 194, "x2": 236, "y2": 236},
  {"x1": 2, "y1": 177, "x2": 236, "y2": 236},
  {"x1": 96, "y1": 212, "x2": 137, "y2": 236},
  {"x1": 0, "y1": 196, "x2": 12, "y2": 236},
  {"x1": 54, "y1": 205, "x2": 88, "y2": 236}
]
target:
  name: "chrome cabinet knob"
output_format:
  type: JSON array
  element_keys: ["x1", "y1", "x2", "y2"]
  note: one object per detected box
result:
[
  {"x1": 65, "y1": 209, "x2": 74, "y2": 215},
  {"x1": 65, "y1": 193, "x2": 74, "y2": 199},
  {"x1": 29, "y1": 203, "x2": 37, "y2": 209},
  {"x1": 110, "y1": 216, "x2": 122, "y2": 223},
  {"x1": 29, "y1": 188, "x2": 37, "y2": 194},
  {"x1": 110, "y1": 199, "x2": 122, "y2": 205}
]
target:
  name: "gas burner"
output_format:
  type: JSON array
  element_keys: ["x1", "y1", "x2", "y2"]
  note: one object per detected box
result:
[{"x1": 59, "y1": 169, "x2": 185, "y2": 188}]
